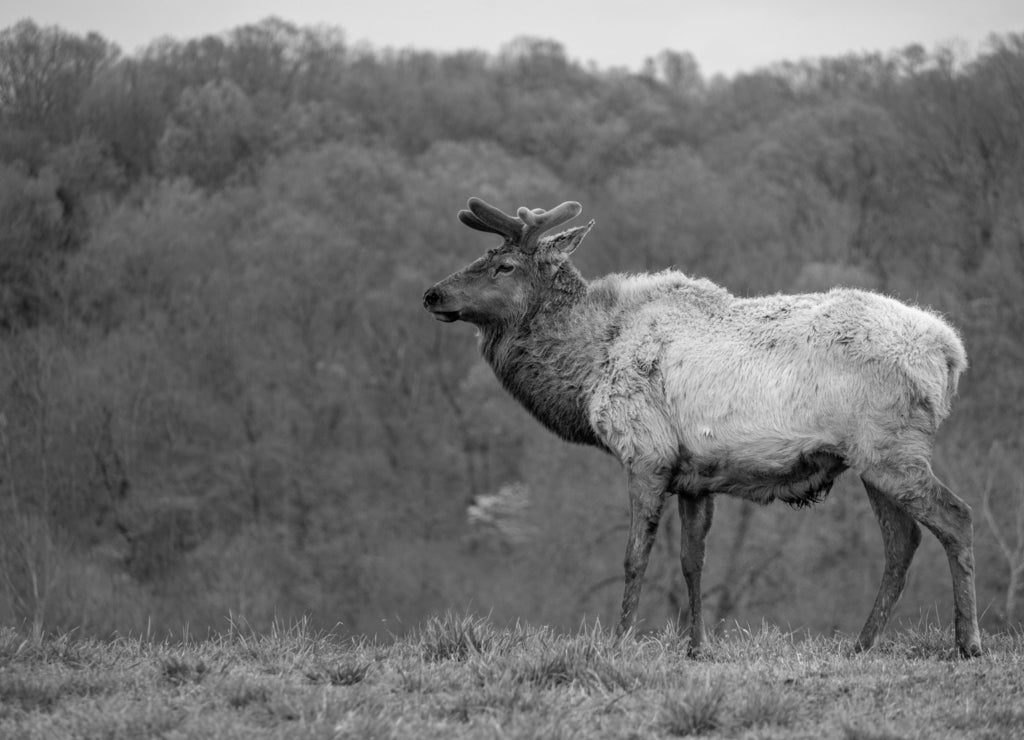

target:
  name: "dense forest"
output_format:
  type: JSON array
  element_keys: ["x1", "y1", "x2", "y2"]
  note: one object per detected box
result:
[{"x1": 1, "y1": 17, "x2": 1022, "y2": 641}]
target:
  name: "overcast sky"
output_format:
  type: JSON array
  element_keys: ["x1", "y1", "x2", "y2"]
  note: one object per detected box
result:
[{"x1": 2, "y1": 0, "x2": 1023, "y2": 77}]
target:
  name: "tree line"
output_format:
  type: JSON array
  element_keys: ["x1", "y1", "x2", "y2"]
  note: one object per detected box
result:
[{"x1": 1, "y1": 17, "x2": 1023, "y2": 639}]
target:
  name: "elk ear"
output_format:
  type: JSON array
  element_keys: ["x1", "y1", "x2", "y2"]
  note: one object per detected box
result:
[{"x1": 543, "y1": 220, "x2": 595, "y2": 256}]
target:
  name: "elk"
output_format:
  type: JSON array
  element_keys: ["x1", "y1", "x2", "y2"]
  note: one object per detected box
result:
[{"x1": 423, "y1": 197, "x2": 981, "y2": 658}]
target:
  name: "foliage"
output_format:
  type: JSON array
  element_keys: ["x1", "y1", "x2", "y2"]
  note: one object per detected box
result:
[
  {"x1": 157, "y1": 79, "x2": 261, "y2": 187},
  {"x1": 0, "y1": 17, "x2": 1023, "y2": 641},
  {"x1": 660, "y1": 677, "x2": 727, "y2": 736}
]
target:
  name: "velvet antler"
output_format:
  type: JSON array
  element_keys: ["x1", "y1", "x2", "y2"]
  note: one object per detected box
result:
[
  {"x1": 458, "y1": 197, "x2": 582, "y2": 253},
  {"x1": 516, "y1": 201, "x2": 582, "y2": 253},
  {"x1": 458, "y1": 197, "x2": 522, "y2": 240}
]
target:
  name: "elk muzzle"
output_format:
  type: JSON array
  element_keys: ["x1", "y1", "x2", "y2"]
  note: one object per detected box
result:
[{"x1": 423, "y1": 285, "x2": 460, "y2": 322}]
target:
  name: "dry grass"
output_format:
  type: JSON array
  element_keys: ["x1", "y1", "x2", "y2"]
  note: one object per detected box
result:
[{"x1": 1, "y1": 617, "x2": 1023, "y2": 739}]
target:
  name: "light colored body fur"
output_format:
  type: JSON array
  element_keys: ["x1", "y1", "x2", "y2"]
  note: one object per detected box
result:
[
  {"x1": 424, "y1": 198, "x2": 981, "y2": 658},
  {"x1": 586, "y1": 272, "x2": 964, "y2": 503}
]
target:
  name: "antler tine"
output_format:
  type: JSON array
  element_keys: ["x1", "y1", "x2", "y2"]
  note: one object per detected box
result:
[
  {"x1": 461, "y1": 197, "x2": 522, "y2": 240},
  {"x1": 458, "y1": 210, "x2": 504, "y2": 236},
  {"x1": 516, "y1": 201, "x2": 583, "y2": 253}
]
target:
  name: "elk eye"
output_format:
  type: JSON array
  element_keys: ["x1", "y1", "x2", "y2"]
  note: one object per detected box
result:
[{"x1": 494, "y1": 263, "x2": 516, "y2": 276}]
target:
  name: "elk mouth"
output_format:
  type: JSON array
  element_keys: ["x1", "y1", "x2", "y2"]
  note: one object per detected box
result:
[{"x1": 430, "y1": 309, "x2": 461, "y2": 323}]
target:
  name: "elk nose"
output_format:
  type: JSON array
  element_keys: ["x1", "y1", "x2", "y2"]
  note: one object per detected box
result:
[{"x1": 423, "y1": 286, "x2": 442, "y2": 309}]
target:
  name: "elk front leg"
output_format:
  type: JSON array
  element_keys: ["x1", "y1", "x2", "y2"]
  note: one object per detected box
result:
[
  {"x1": 678, "y1": 493, "x2": 714, "y2": 656},
  {"x1": 615, "y1": 468, "x2": 667, "y2": 638}
]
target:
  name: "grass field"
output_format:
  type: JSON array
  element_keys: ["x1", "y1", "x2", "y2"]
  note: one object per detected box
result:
[{"x1": 1, "y1": 614, "x2": 1023, "y2": 739}]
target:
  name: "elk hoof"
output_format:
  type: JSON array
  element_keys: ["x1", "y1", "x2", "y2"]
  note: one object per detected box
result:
[{"x1": 959, "y1": 640, "x2": 982, "y2": 659}]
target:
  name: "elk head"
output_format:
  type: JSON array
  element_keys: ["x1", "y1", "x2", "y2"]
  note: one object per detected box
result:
[{"x1": 423, "y1": 197, "x2": 593, "y2": 327}]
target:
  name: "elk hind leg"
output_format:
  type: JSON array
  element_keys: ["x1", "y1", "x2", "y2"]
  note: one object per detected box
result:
[
  {"x1": 855, "y1": 478, "x2": 921, "y2": 652},
  {"x1": 864, "y1": 466, "x2": 981, "y2": 657}
]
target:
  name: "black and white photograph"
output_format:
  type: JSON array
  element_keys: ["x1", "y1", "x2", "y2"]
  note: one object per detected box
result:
[{"x1": 1, "y1": 1, "x2": 1023, "y2": 736}]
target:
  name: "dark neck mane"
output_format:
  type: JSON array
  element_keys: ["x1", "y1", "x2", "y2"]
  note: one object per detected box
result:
[{"x1": 479, "y1": 263, "x2": 607, "y2": 450}]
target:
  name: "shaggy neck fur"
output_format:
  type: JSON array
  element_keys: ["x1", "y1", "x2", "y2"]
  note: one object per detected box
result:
[{"x1": 479, "y1": 260, "x2": 607, "y2": 450}]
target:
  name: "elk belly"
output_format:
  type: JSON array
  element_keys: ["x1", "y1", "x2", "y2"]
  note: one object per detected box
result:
[{"x1": 671, "y1": 448, "x2": 848, "y2": 505}]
